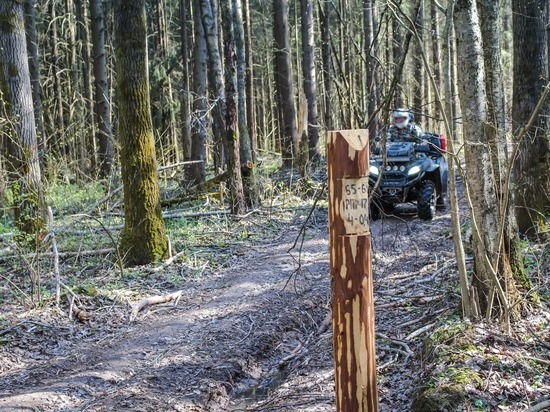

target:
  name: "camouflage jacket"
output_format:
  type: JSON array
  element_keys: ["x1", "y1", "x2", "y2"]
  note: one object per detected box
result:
[{"x1": 387, "y1": 123, "x2": 423, "y2": 142}]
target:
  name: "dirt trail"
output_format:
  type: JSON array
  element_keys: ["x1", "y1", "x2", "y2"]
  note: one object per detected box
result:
[{"x1": 0, "y1": 205, "x2": 460, "y2": 411}]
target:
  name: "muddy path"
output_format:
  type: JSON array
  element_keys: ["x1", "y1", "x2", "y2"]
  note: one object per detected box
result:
[{"x1": 1, "y1": 205, "x2": 465, "y2": 411}]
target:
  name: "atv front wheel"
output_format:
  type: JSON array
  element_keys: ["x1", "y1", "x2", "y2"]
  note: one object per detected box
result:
[{"x1": 418, "y1": 181, "x2": 436, "y2": 220}]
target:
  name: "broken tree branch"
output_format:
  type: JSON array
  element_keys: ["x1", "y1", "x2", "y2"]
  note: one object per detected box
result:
[{"x1": 129, "y1": 291, "x2": 183, "y2": 321}]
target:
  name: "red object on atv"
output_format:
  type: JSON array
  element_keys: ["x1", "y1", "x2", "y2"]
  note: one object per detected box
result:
[{"x1": 439, "y1": 134, "x2": 447, "y2": 151}]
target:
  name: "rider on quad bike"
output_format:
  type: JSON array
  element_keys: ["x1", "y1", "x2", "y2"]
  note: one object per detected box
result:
[
  {"x1": 387, "y1": 108, "x2": 424, "y2": 143},
  {"x1": 369, "y1": 108, "x2": 448, "y2": 221}
]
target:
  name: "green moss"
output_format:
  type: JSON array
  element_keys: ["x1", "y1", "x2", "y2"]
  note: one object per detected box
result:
[
  {"x1": 412, "y1": 385, "x2": 465, "y2": 412},
  {"x1": 0, "y1": 12, "x2": 22, "y2": 33},
  {"x1": 7, "y1": 63, "x2": 18, "y2": 77}
]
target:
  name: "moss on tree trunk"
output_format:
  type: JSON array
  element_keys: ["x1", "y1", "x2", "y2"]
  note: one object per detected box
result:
[{"x1": 114, "y1": 0, "x2": 168, "y2": 266}]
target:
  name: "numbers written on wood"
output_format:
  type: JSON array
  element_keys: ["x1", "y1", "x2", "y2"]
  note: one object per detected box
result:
[{"x1": 341, "y1": 177, "x2": 370, "y2": 234}]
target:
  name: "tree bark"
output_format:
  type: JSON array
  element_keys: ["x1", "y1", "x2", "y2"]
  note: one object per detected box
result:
[
  {"x1": 243, "y1": 0, "x2": 257, "y2": 162},
  {"x1": 114, "y1": 0, "x2": 168, "y2": 266},
  {"x1": 23, "y1": 0, "x2": 44, "y2": 157},
  {"x1": 364, "y1": 0, "x2": 379, "y2": 139},
  {"x1": 200, "y1": 0, "x2": 226, "y2": 172},
  {"x1": 273, "y1": 0, "x2": 298, "y2": 167},
  {"x1": 90, "y1": 0, "x2": 114, "y2": 180},
  {"x1": 179, "y1": 0, "x2": 191, "y2": 162},
  {"x1": 233, "y1": 0, "x2": 258, "y2": 207},
  {"x1": 413, "y1": 0, "x2": 424, "y2": 124},
  {"x1": 512, "y1": 0, "x2": 550, "y2": 237},
  {"x1": 189, "y1": 0, "x2": 208, "y2": 184},
  {"x1": 301, "y1": 0, "x2": 321, "y2": 165},
  {"x1": 430, "y1": 0, "x2": 441, "y2": 131},
  {"x1": 220, "y1": 0, "x2": 246, "y2": 214},
  {"x1": 320, "y1": 0, "x2": 332, "y2": 131},
  {"x1": 454, "y1": 0, "x2": 520, "y2": 321},
  {"x1": 478, "y1": 0, "x2": 526, "y2": 296},
  {"x1": 0, "y1": 0, "x2": 46, "y2": 237}
]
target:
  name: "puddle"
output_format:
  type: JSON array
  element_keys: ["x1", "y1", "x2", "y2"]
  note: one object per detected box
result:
[{"x1": 228, "y1": 368, "x2": 289, "y2": 410}]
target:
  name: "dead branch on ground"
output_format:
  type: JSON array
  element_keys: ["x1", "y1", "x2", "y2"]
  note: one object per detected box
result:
[{"x1": 129, "y1": 291, "x2": 183, "y2": 321}]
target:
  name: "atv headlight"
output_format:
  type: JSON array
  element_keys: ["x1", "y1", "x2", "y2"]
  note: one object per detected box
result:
[
  {"x1": 369, "y1": 165, "x2": 379, "y2": 176},
  {"x1": 408, "y1": 165, "x2": 421, "y2": 175}
]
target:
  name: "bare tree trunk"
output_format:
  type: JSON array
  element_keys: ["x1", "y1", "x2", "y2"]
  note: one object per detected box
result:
[
  {"x1": 392, "y1": 0, "x2": 404, "y2": 108},
  {"x1": 179, "y1": 0, "x2": 192, "y2": 162},
  {"x1": 364, "y1": 0, "x2": 379, "y2": 138},
  {"x1": 301, "y1": 0, "x2": 321, "y2": 166},
  {"x1": 441, "y1": 0, "x2": 471, "y2": 319},
  {"x1": 189, "y1": 0, "x2": 208, "y2": 183},
  {"x1": 220, "y1": 0, "x2": 246, "y2": 214},
  {"x1": 0, "y1": 0, "x2": 46, "y2": 237},
  {"x1": 200, "y1": 0, "x2": 226, "y2": 172},
  {"x1": 75, "y1": 0, "x2": 97, "y2": 178},
  {"x1": 49, "y1": 1, "x2": 66, "y2": 164},
  {"x1": 454, "y1": 0, "x2": 520, "y2": 323},
  {"x1": 90, "y1": 0, "x2": 114, "y2": 180},
  {"x1": 232, "y1": 0, "x2": 258, "y2": 207},
  {"x1": 23, "y1": 0, "x2": 44, "y2": 159},
  {"x1": 319, "y1": 0, "x2": 332, "y2": 131},
  {"x1": 430, "y1": 0, "x2": 442, "y2": 131},
  {"x1": 512, "y1": 0, "x2": 550, "y2": 238},
  {"x1": 413, "y1": 0, "x2": 424, "y2": 123},
  {"x1": 243, "y1": 0, "x2": 257, "y2": 162},
  {"x1": 478, "y1": 0, "x2": 526, "y2": 290},
  {"x1": 114, "y1": 0, "x2": 168, "y2": 266},
  {"x1": 273, "y1": 0, "x2": 298, "y2": 167}
]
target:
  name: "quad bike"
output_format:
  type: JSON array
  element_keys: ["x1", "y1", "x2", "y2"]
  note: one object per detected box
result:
[{"x1": 368, "y1": 133, "x2": 448, "y2": 220}]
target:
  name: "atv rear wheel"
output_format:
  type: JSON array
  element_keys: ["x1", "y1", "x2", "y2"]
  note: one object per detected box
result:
[
  {"x1": 418, "y1": 181, "x2": 436, "y2": 220},
  {"x1": 436, "y1": 193, "x2": 447, "y2": 210}
]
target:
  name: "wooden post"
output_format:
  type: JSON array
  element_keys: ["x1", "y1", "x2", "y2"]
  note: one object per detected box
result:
[{"x1": 327, "y1": 130, "x2": 378, "y2": 412}]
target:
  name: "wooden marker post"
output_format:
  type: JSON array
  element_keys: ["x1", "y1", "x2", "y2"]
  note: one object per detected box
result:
[{"x1": 327, "y1": 130, "x2": 378, "y2": 412}]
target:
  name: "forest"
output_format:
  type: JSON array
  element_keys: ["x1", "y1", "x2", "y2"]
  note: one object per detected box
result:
[{"x1": 0, "y1": 0, "x2": 548, "y2": 410}]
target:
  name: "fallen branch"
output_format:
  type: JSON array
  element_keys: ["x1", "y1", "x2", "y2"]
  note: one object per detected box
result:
[
  {"x1": 405, "y1": 322, "x2": 438, "y2": 341},
  {"x1": 148, "y1": 250, "x2": 186, "y2": 273},
  {"x1": 130, "y1": 291, "x2": 183, "y2": 321},
  {"x1": 157, "y1": 160, "x2": 203, "y2": 172},
  {"x1": 525, "y1": 400, "x2": 550, "y2": 412},
  {"x1": 162, "y1": 209, "x2": 230, "y2": 219},
  {"x1": 0, "y1": 248, "x2": 115, "y2": 262}
]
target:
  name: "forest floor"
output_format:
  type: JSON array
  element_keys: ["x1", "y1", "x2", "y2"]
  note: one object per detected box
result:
[{"x1": 0, "y1": 178, "x2": 548, "y2": 411}]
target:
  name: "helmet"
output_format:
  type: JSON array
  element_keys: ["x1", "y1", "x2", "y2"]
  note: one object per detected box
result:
[{"x1": 393, "y1": 108, "x2": 410, "y2": 129}]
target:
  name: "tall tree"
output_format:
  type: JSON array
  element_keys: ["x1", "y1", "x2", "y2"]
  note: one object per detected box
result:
[
  {"x1": 200, "y1": 0, "x2": 226, "y2": 171},
  {"x1": 412, "y1": 0, "x2": 424, "y2": 124},
  {"x1": 47, "y1": 1, "x2": 65, "y2": 165},
  {"x1": 114, "y1": 0, "x2": 168, "y2": 266},
  {"x1": 221, "y1": 0, "x2": 246, "y2": 214},
  {"x1": 273, "y1": 0, "x2": 298, "y2": 167},
  {"x1": 23, "y1": 0, "x2": 44, "y2": 156},
  {"x1": 364, "y1": 0, "x2": 379, "y2": 138},
  {"x1": 90, "y1": 0, "x2": 114, "y2": 180},
  {"x1": 320, "y1": 0, "x2": 332, "y2": 130},
  {"x1": 179, "y1": 0, "x2": 192, "y2": 163},
  {"x1": 512, "y1": 0, "x2": 550, "y2": 237},
  {"x1": 301, "y1": 0, "x2": 321, "y2": 165},
  {"x1": 0, "y1": 0, "x2": 46, "y2": 237},
  {"x1": 189, "y1": 0, "x2": 208, "y2": 183},
  {"x1": 454, "y1": 0, "x2": 522, "y2": 323},
  {"x1": 243, "y1": 0, "x2": 256, "y2": 162},
  {"x1": 477, "y1": 0, "x2": 525, "y2": 283},
  {"x1": 392, "y1": 0, "x2": 405, "y2": 108},
  {"x1": 233, "y1": 0, "x2": 258, "y2": 207},
  {"x1": 75, "y1": 0, "x2": 97, "y2": 178},
  {"x1": 430, "y1": 0, "x2": 442, "y2": 131}
]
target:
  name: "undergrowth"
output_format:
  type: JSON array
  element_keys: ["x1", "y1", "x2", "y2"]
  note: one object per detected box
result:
[{"x1": 0, "y1": 165, "x2": 327, "y2": 311}]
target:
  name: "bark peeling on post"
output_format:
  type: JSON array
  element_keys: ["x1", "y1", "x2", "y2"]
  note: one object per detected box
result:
[{"x1": 328, "y1": 130, "x2": 378, "y2": 412}]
